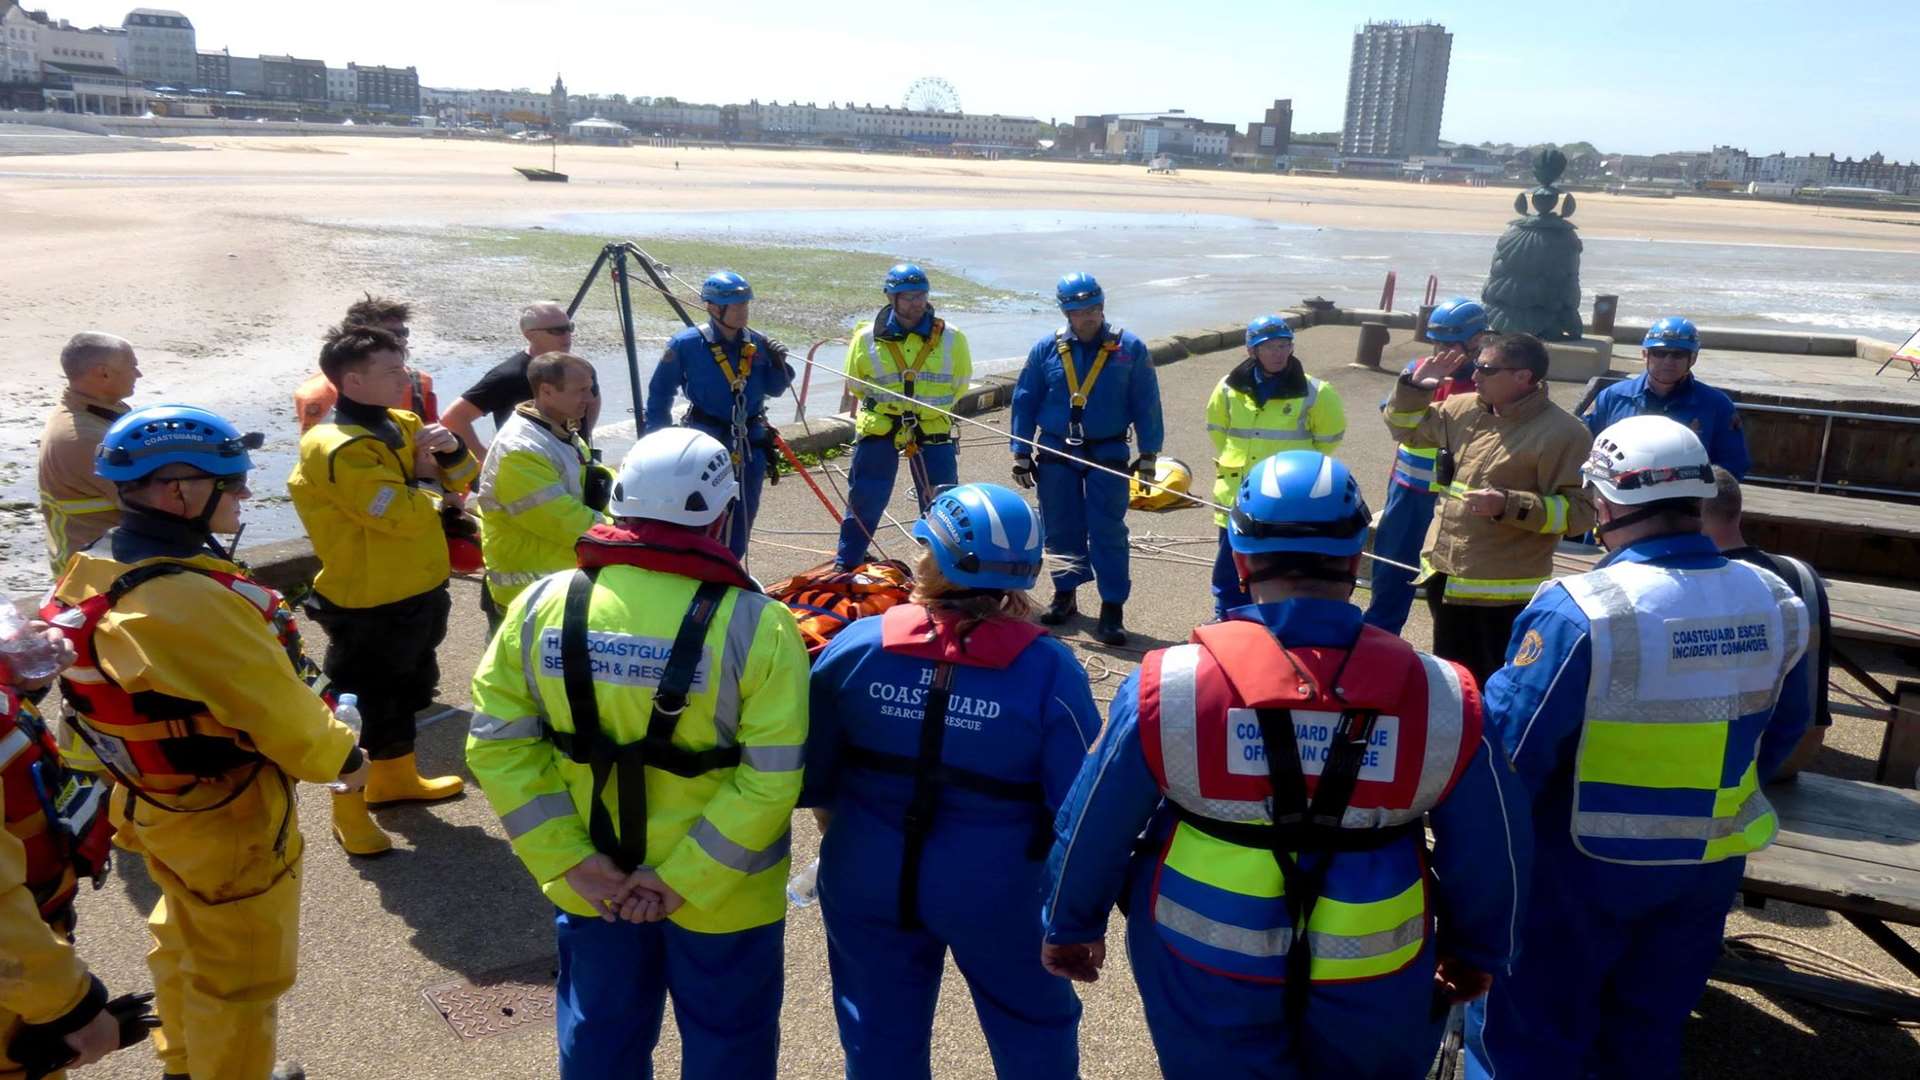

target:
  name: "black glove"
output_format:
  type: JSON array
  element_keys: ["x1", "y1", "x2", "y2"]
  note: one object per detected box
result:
[
  {"x1": 8, "y1": 977, "x2": 157, "y2": 1080},
  {"x1": 762, "y1": 336, "x2": 791, "y2": 363},
  {"x1": 1130, "y1": 454, "x2": 1158, "y2": 485},
  {"x1": 762, "y1": 441, "x2": 783, "y2": 486},
  {"x1": 582, "y1": 464, "x2": 614, "y2": 513},
  {"x1": 438, "y1": 501, "x2": 479, "y2": 541},
  {"x1": 1011, "y1": 454, "x2": 1036, "y2": 490}
]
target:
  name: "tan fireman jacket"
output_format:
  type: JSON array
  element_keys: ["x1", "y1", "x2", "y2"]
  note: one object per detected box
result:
[{"x1": 1385, "y1": 378, "x2": 1594, "y2": 605}]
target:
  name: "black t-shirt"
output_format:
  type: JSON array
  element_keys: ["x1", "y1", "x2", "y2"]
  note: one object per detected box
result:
[
  {"x1": 460, "y1": 350, "x2": 600, "y2": 430},
  {"x1": 1724, "y1": 545, "x2": 1834, "y2": 728}
]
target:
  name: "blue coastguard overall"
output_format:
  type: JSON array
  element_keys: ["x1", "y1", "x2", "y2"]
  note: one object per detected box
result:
[
  {"x1": 1363, "y1": 362, "x2": 1476, "y2": 633},
  {"x1": 1582, "y1": 372, "x2": 1750, "y2": 478},
  {"x1": 803, "y1": 606, "x2": 1099, "y2": 1079},
  {"x1": 1466, "y1": 533, "x2": 1811, "y2": 1080},
  {"x1": 1010, "y1": 325, "x2": 1163, "y2": 603},
  {"x1": 644, "y1": 322, "x2": 794, "y2": 558},
  {"x1": 836, "y1": 303, "x2": 968, "y2": 568},
  {"x1": 1044, "y1": 597, "x2": 1531, "y2": 1080}
]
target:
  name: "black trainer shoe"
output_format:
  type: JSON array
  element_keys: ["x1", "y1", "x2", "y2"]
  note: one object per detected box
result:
[
  {"x1": 1040, "y1": 590, "x2": 1078, "y2": 626},
  {"x1": 1094, "y1": 602, "x2": 1128, "y2": 646}
]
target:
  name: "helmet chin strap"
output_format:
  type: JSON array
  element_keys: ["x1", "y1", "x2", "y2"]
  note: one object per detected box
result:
[
  {"x1": 1594, "y1": 502, "x2": 1696, "y2": 546},
  {"x1": 190, "y1": 479, "x2": 236, "y2": 561}
]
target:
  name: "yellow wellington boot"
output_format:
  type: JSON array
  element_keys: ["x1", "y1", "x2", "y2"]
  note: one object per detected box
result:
[
  {"x1": 364, "y1": 753, "x2": 465, "y2": 807},
  {"x1": 331, "y1": 791, "x2": 394, "y2": 856}
]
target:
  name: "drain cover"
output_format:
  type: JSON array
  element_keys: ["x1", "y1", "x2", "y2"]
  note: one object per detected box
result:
[{"x1": 421, "y1": 957, "x2": 557, "y2": 1041}]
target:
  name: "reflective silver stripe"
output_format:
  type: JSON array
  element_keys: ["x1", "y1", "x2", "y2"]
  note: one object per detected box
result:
[
  {"x1": 0, "y1": 728, "x2": 31, "y2": 770},
  {"x1": 1575, "y1": 785, "x2": 1772, "y2": 841},
  {"x1": 519, "y1": 574, "x2": 565, "y2": 707},
  {"x1": 1307, "y1": 911, "x2": 1427, "y2": 960},
  {"x1": 1576, "y1": 567, "x2": 1778, "y2": 723},
  {"x1": 1207, "y1": 422, "x2": 1314, "y2": 442},
  {"x1": 469, "y1": 712, "x2": 544, "y2": 741},
  {"x1": 687, "y1": 817, "x2": 790, "y2": 874},
  {"x1": 711, "y1": 589, "x2": 771, "y2": 747},
  {"x1": 1392, "y1": 460, "x2": 1436, "y2": 484},
  {"x1": 1154, "y1": 892, "x2": 1425, "y2": 963},
  {"x1": 502, "y1": 791, "x2": 576, "y2": 839},
  {"x1": 1155, "y1": 892, "x2": 1290, "y2": 957},
  {"x1": 741, "y1": 743, "x2": 804, "y2": 772},
  {"x1": 1406, "y1": 654, "x2": 1465, "y2": 817},
  {"x1": 1154, "y1": 646, "x2": 1270, "y2": 822},
  {"x1": 61, "y1": 665, "x2": 107, "y2": 685},
  {"x1": 496, "y1": 483, "x2": 567, "y2": 517},
  {"x1": 487, "y1": 568, "x2": 548, "y2": 588}
]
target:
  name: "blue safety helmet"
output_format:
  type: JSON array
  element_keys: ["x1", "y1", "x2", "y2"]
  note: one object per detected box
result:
[
  {"x1": 1055, "y1": 272, "x2": 1104, "y2": 312},
  {"x1": 1426, "y1": 297, "x2": 1490, "y2": 344},
  {"x1": 913, "y1": 483, "x2": 1044, "y2": 591},
  {"x1": 700, "y1": 270, "x2": 753, "y2": 306},
  {"x1": 97, "y1": 405, "x2": 262, "y2": 483},
  {"x1": 1228, "y1": 451, "x2": 1370, "y2": 557},
  {"x1": 883, "y1": 263, "x2": 930, "y2": 295},
  {"x1": 1642, "y1": 316, "x2": 1700, "y2": 353},
  {"x1": 1246, "y1": 314, "x2": 1295, "y2": 349}
]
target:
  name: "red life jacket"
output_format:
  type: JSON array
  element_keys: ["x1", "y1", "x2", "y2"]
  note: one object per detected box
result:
[
  {"x1": 1, "y1": 690, "x2": 114, "y2": 931},
  {"x1": 42, "y1": 562, "x2": 323, "y2": 805},
  {"x1": 1135, "y1": 618, "x2": 1481, "y2": 986}
]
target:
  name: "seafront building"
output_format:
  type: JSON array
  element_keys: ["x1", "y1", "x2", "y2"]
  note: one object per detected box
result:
[{"x1": 1340, "y1": 20, "x2": 1451, "y2": 158}]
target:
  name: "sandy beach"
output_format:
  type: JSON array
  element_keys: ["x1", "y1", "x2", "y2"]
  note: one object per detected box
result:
[
  {"x1": 4, "y1": 136, "x2": 1917, "y2": 590},
  {"x1": 6, "y1": 137, "x2": 1920, "y2": 377}
]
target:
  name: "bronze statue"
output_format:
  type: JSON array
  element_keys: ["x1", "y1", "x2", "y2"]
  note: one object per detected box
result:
[{"x1": 1482, "y1": 148, "x2": 1584, "y2": 340}]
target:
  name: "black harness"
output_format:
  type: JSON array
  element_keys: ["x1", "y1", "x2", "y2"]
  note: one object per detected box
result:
[
  {"x1": 1171, "y1": 634, "x2": 1418, "y2": 1017},
  {"x1": 841, "y1": 661, "x2": 1052, "y2": 930},
  {"x1": 546, "y1": 569, "x2": 740, "y2": 871}
]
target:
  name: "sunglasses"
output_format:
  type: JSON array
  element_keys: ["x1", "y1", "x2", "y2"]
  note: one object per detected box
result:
[
  {"x1": 1475, "y1": 364, "x2": 1528, "y2": 375},
  {"x1": 389, "y1": 326, "x2": 411, "y2": 340},
  {"x1": 1646, "y1": 348, "x2": 1693, "y2": 360},
  {"x1": 532, "y1": 323, "x2": 576, "y2": 335}
]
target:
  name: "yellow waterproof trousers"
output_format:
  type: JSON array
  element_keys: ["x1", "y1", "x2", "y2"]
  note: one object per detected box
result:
[{"x1": 113, "y1": 768, "x2": 304, "y2": 1080}]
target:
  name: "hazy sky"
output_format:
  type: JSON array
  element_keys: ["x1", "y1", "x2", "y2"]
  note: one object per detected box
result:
[{"x1": 52, "y1": 0, "x2": 1920, "y2": 159}]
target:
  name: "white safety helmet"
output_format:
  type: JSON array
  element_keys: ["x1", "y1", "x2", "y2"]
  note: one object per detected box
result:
[
  {"x1": 1581, "y1": 415, "x2": 1718, "y2": 506},
  {"x1": 609, "y1": 428, "x2": 738, "y2": 526}
]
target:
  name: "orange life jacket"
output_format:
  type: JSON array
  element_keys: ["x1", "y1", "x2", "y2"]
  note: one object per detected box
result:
[
  {"x1": 765, "y1": 560, "x2": 914, "y2": 657},
  {"x1": 42, "y1": 563, "x2": 326, "y2": 807},
  {"x1": 295, "y1": 369, "x2": 438, "y2": 432}
]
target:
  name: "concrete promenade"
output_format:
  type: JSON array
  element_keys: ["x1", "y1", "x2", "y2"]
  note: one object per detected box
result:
[{"x1": 62, "y1": 325, "x2": 1920, "y2": 1078}]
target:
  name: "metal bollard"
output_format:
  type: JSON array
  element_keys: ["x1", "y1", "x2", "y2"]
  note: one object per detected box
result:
[
  {"x1": 1416, "y1": 304, "x2": 1435, "y2": 343},
  {"x1": 1301, "y1": 296, "x2": 1337, "y2": 328},
  {"x1": 1591, "y1": 294, "x2": 1619, "y2": 339},
  {"x1": 1355, "y1": 321, "x2": 1390, "y2": 369}
]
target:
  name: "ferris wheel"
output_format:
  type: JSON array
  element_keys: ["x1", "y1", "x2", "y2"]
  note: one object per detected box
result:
[{"x1": 903, "y1": 76, "x2": 961, "y2": 114}]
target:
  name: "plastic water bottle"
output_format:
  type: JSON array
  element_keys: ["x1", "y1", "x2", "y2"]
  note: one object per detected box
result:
[
  {"x1": 328, "y1": 694, "x2": 362, "y2": 793},
  {"x1": 0, "y1": 604, "x2": 62, "y2": 681},
  {"x1": 787, "y1": 857, "x2": 820, "y2": 908}
]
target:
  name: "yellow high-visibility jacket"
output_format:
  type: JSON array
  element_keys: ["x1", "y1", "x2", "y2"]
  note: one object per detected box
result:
[
  {"x1": 847, "y1": 316, "x2": 972, "y2": 445},
  {"x1": 1205, "y1": 358, "x2": 1346, "y2": 526},
  {"x1": 468, "y1": 562, "x2": 810, "y2": 934},
  {"x1": 475, "y1": 405, "x2": 607, "y2": 606},
  {"x1": 288, "y1": 403, "x2": 478, "y2": 609}
]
